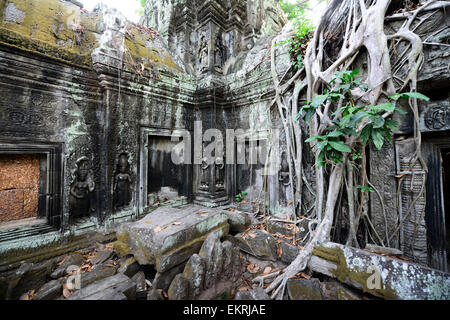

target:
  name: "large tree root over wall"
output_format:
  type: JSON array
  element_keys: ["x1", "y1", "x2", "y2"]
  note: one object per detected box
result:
[{"x1": 254, "y1": 0, "x2": 449, "y2": 299}]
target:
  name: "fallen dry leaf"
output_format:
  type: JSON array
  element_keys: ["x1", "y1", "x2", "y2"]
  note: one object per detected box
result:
[{"x1": 197, "y1": 210, "x2": 208, "y2": 214}]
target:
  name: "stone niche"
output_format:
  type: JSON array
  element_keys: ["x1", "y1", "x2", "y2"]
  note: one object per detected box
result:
[
  {"x1": 0, "y1": 142, "x2": 63, "y2": 231},
  {"x1": 139, "y1": 128, "x2": 192, "y2": 212}
]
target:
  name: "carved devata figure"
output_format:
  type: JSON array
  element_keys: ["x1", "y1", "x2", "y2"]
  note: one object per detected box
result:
[
  {"x1": 279, "y1": 151, "x2": 290, "y2": 186},
  {"x1": 215, "y1": 156, "x2": 225, "y2": 191},
  {"x1": 200, "y1": 156, "x2": 210, "y2": 191},
  {"x1": 114, "y1": 153, "x2": 132, "y2": 209},
  {"x1": 197, "y1": 33, "x2": 209, "y2": 73},
  {"x1": 214, "y1": 32, "x2": 225, "y2": 72},
  {"x1": 70, "y1": 156, "x2": 96, "y2": 220}
]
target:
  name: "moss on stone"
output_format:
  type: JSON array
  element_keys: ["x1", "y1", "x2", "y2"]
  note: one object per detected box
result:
[
  {"x1": 123, "y1": 24, "x2": 182, "y2": 72},
  {"x1": 0, "y1": 0, "x2": 101, "y2": 68},
  {"x1": 312, "y1": 244, "x2": 398, "y2": 299}
]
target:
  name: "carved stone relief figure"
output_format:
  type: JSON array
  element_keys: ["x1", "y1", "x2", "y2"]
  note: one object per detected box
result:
[
  {"x1": 197, "y1": 33, "x2": 209, "y2": 73},
  {"x1": 214, "y1": 31, "x2": 225, "y2": 72},
  {"x1": 114, "y1": 153, "x2": 132, "y2": 209},
  {"x1": 215, "y1": 155, "x2": 225, "y2": 191},
  {"x1": 70, "y1": 156, "x2": 96, "y2": 220},
  {"x1": 200, "y1": 157, "x2": 210, "y2": 191},
  {"x1": 279, "y1": 151, "x2": 290, "y2": 186}
]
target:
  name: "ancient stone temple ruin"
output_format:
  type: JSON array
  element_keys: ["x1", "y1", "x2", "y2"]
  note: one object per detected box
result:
[{"x1": 0, "y1": 0, "x2": 449, "y2": 300}]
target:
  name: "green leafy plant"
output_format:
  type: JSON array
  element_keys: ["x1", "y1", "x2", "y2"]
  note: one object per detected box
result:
[
  {"x1": 235, "y1": 192, "x2": 248, "y2": 203},
  {"x1": 356, "y1": 185, "x2": 375, "y2": 193},
  {"x1": 276, "y1": 9, "x2": 314, "y2": 71},
  {"x1": 299, "y1": 68, "x2": 430, "y2": 169}
]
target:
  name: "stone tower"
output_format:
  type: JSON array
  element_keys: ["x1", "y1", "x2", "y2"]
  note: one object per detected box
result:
[{"x1": 140, "y1": 0, "x2": 286, "y2": 76}]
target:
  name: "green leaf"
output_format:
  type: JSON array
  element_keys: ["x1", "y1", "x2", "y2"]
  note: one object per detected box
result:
[
  {"x1": 395, "y1": 108, "x2": 408, "y2": 115},
  {"x1": 311, "y1": 94, "x2": 328, "y2": 108},
  {"x1": 327, "y1": 130, "x2": 344, "y2": 138},
  {"x1": 385, "y1": 119, "x2": 398, "y2": 130},
  {"x1": 372, "y1": 102, "x2": 395, "y2": 113},
  {"x1": 317, "y1": 151, "x2": 325, "y2": 169},
  {"x1": 305, "y1": 136, "x2": 324, "y2": 143},
  {"x1": 360, "y1": 125, "x2": 372, "y2": 144},
  {"x1": 371, "y1": 128, "x2": 385, "y2": 150},
  {"x1": 371, "y1": 115, "x2": 385, "y2": 129},
  {"x1": 304, "y1": 109, "x2": 316, "y2": 123},
  {"x1": 316, "y1": 140, "x2": 328, "y2": 151},
  {"x1": 350, "y1": 68, "x2": 360, "y2": 78},
  {"x1": 391, "y1": 92, "x2": 430, "y2": 101},
  {"x1": 328, "y1": 141, "x2": 352, "y2": 153}
]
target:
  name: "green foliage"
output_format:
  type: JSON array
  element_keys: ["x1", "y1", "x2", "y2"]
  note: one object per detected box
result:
[
  {"x1": 235, "y1": 192, "x2": 248, "y2": 203},
  {"x1": 356, "y1": 185, "x2": 375, "y2": 193},
  {"x1": 136, "y1": 0, "x2": 146, "y2": 16},
  {"x1": 276, "y1": 8, "x2": 314, "y2": 71},
  {"x1": 279, "y1": 1, "x2": 306, "y2": 20},
  {"x1": 298, "y1": 68, "x2": 430, "y2": 169}
]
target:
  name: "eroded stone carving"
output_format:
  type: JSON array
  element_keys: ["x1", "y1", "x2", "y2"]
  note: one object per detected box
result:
[
  {"x1": 114, "y1": 153, "x2": 132, "y2": 209},
  {"x1": 69, "y1": 156, "x2": 96, "y2": 220}
]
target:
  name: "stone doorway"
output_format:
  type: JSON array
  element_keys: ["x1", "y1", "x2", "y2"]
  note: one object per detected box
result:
[
  {"x1": 0, "y1": 142, "x2": 63, "y2": 236},
  {"x1": 0, "y1": 154, "x2": 41, "y2": 225},
  {"x1": 138, "y1": 128, "x2": 192, "y2": 214},
  {"x1": 147, "y1": 135, "x2": 189, "y2": 205},
  {"x1": 440, "y1": 148, "x2": 450, "y2": 272}
]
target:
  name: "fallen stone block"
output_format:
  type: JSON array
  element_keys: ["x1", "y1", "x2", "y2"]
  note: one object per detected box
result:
[
  {"x1": 3, "y1": 260, "x2": 56, "y2": 299},
  {"x1": 309, "y1": 242, "x2": 450, "y2": 300},
  {"x1": 222, "y1": 210, "x2": 252, "y2": 233},
  {"x1": 287, "y1": 278, "x2": 323, "y2": 300},
  {"x1": 91, "y1": 250, "x2": 113, "y2": 265},
  {"x1": 235, "y1": 230, "x2": 278, "y2": 261},
  {"x1": 152, "y1": 262, "x2": 186, "y2": 292},
  {"x1": 33, "y1": 280, "x2": 63, "y2": 300},
  {"x1": 147, "y1": 288, "x2": 165, "y2": 300},
  {"x1": 68, "y1": 273, "x2": 135, "y2": 300},
  {"x1": 51, "y1": 253, "x2": 85, "y2": 279},
  {"x1": 267, "y1": 219, "x2": 310, "y2": 241},
  {"x1": 279, "y1": 242, "x2": 299, "y2": 264},
  {"x1": 114, "y1": 205, "x2": 229, "y2": 272},
  {"x1": 80, "y1": 264, "x2": 117, "y2": 288},
  {"x1": 320, "y1": 280, "x2": 362, "y2": 300},
  {"x1": 118, "y1": 256, "x2": 140, "y2": 278},
  {"x1": 199, "y1": 232, "x2": 223, "y2": 289},
  {"x1": 131, "y1": 271, "x2": 147, "y2": 300},
  {"x1": 235, "y1": 287, "x2": 270, "y2": 300},
  {"x1": 167, "y1": 273, "x2": 189, "y2": 300}
]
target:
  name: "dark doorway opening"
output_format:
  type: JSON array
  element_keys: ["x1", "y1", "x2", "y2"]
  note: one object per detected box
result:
[
  {"x1": 147, "y1": 136, "x2": 189, "y2": 205},
  {"x1": 441, "y1": 148, "x2": 450, "y2": 271}
]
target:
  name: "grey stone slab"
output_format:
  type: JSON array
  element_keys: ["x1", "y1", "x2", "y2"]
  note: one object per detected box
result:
[
  {"x1": 152, "y1": 262, "x2": 186, "y2": 292},
  {"x1": 68, "y1": 273, "x2": 132, "y2": 300},
  {"x1": 287, "y1": 278, "x2": 323, "y2": 300},
  {"x1": 309, "y1": 242, "x2": 450, "y2": 300},
  {"x1": 115, "y1": 205, "x2": 230, "y2": 272},
  {"x1": 235, "y1": 287, "x2": 270, "y2": 300},
  {"x1": 80, "y1": 264, "x2": 117, "y2": 288},
  {"x1": 91, "y1": 250, "x2": 113, "y2": 265},
  {"x1": 33, "y1": 280, "x2": 62, "y2": 300},
  {"x1": 235, "y1": 230, "x2": 278, "y2": 261}
]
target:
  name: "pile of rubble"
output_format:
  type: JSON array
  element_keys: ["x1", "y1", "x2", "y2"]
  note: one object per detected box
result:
[{"x1": 2, "y1": 204, "x2": 448, "y2": 300}]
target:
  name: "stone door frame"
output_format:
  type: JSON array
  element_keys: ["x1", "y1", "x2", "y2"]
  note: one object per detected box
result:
[
  {"x1": 422, "y1": 136, "x2": 450, "y2": 272},
  {"x1": 138, "y1": 127, "x2": 192, "y2": 216},
  {"x1": 0, "y1": 141, "x2": 63, "y2": 231}
]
